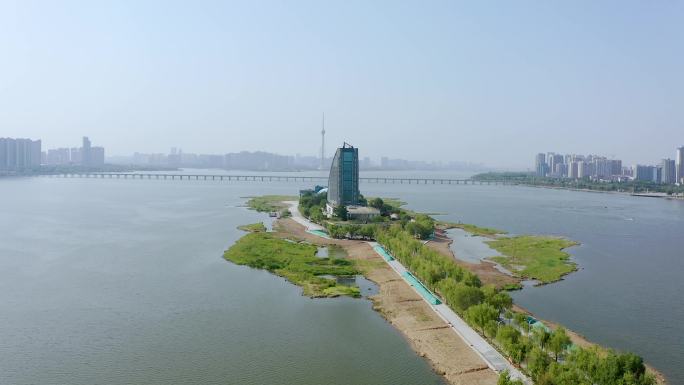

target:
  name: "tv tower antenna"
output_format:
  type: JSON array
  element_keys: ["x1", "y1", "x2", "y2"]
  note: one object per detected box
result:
[{"x1": 320, "y1": 113, "x2": 326, "y2": 170}]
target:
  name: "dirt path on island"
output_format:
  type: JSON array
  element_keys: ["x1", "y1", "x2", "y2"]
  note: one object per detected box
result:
[{"x1": 273, "y1": 218, "x2": 499, "y2": 385}]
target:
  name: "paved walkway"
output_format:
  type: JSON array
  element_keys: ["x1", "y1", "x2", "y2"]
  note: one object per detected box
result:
[
  {"x1": 369, "y1": 242, "x2": 530, "y2": 384},
  {"x1": 285, "y1": 202, "x2": 530, "y2": 384},
  {"x1": 284, "y1": 201, "x2": 325, "y2": 231}
]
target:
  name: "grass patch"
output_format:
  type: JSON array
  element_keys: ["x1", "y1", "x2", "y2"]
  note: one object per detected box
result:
[
  {"x1": 237, "y1": 222, "x2": 267, "y2": 233},
  {"x1": 244, "y1": 195, "x2": 296, "y2": 212},
  {"x1": 502, "y1": 283, "x2": 523, "y2": 291},
  {"x1": 486, "y1": 236, "x2": 579, "y2": 283},
  {"x1": 352, "y1": 258, "x2": 386, "y2": 274},
  {"x1": 224, "y1": 232, "x2": 360, "y2": 298},
  {"x1": 371, "y1": 197, "x2": 406, "y2": 209},
  {"x1": 439, "y1": 222, "x2": 507, "y2": 237}
]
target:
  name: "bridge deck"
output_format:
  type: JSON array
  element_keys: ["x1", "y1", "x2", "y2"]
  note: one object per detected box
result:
[{"x1": 43, "y1": 173, "x2": 508, "y2": 185}]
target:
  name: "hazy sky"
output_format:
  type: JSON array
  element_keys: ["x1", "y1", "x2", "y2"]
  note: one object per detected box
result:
[{"x1": 1, "y1": 1, "x2": 682, "y2": 168}]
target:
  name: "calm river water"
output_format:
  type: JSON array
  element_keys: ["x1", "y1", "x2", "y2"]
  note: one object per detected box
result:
[
  {"x1": 0, "y1": 176, "x2": 446, "y2": 385},
  {"x1": 1, "y1": 171, "x2": 682, "y2": 384}
]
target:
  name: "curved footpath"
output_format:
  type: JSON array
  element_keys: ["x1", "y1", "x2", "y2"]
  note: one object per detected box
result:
[{"x1": 285, "y1": 201, "x2": 530, "y2": 384}]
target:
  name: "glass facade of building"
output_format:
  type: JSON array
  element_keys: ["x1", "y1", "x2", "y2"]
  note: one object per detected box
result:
[{"x1": 327, "y1": 143, "x2": 359, "y2": 206}]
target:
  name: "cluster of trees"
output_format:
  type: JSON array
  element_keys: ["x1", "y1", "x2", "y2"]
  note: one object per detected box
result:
[
  {"x1": 368, "y1": 197, "x2": 400, "y2": 215},
  {"x1": 326, "y1": 223, "x2": 378, "y2": 240},
  {"x1": 376, "y1": 225, "x2": 485, "y2": 299},
  {"x1": 405, "y1": 214, "x2": 435, "y2": 239},
  {"x1": 299, "y1": 191, "x2": 327, "y2": 222},
  {"x1": 376, "y1": 223, "x2": 654, "y2": 385}
]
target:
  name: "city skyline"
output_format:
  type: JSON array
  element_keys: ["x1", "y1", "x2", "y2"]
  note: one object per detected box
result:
[{"x1": 534, "y1": 145, "x2": 684, "y2": 184}]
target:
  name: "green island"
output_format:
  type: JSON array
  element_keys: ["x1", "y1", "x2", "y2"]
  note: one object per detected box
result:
[
  {"x1": 438, "y1": 221, "x2": 507, "y2": 237},
  {"x1": 487, "y1": 236, "x2": 579, "y2": 284},
  {"x1": 244, "y1": 195, "x2": 296, "y2": 212},
  {"x1": 237, "y1": 222, "x2": 267, "y2": 233},
  {"x1": 225, "y1": 193, "x2": 658, "y2": 385},
  {"x1": 223, "y1": 232, "x2": 360, "y2": 298}
]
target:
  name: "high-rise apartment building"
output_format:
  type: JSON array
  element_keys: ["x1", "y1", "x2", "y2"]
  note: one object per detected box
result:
[
  {"x1": 90, "y1": 147, "x2": 105, "y2": 166},
  {"x1": 677, "y1": 146, "x2": 684, "y2": 184},
  {"x1": 568, "y1": 161, "x2": 579, "y2": 179},
  {"x1": 82, "y1": 137, "x2": 92, "y2": 166},
  {"x1": 0, "y1": 138, "x2": 41, "y2": 171},
  {"x1": 535, "y1": 153, "x2": 547, "y2": 176},
  {"x1": 634, "y1": 165, "x2": 656, "y2": 182},
  {"x1": 577, "y1": 162, "x2": 590, "y2": 178},
  {"x1": 662, "y1": 159, "x2": 676, "y2": 184}
]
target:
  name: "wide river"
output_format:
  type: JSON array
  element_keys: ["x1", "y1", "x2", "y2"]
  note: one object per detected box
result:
[{"x1": 1, "y1": 171, "x2": 682, "y2": 384}]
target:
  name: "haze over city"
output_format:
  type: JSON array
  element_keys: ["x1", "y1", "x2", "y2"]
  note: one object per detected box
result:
[{"x1": 1, "y1": 1, "x2": 682, "y2": 168}]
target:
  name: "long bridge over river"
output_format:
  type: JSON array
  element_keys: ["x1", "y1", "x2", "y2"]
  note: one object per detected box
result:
[{"x1": 44, "y1": 172, "x2": 510, "y2": 185}]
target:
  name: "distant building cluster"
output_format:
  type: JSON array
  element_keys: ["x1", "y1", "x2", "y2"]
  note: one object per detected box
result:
[
  {"x1": 0, "y1": 137, "x2": 42, "y2": 172},
  {"x1": 535, "y1": 146, "x2": 684, "y2": 184},
  {"x1": 114, "y1": 147, "x2": 483, "y2": 172},
  {"x1": 45, "y1": 137, "x2": 105, "y2": 167},
  {"x1": 123, "y1": 148, "x2": 306, "y2": 171},
  {"x1": 378, "y1": 157, "x2": 484, "y2": 171}
]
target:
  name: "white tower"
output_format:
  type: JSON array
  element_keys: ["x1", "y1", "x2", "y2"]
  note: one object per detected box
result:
[{"x1": 320, "y1": 113, "x2": 326, "y2": 170}]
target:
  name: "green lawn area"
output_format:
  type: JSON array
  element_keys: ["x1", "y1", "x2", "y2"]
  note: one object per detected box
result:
[
  {"x1": 244, "y1": 195, "x2": 297, "y2": 212},
  {"x1": 486, "y1": 236, "x2": 579, "y2": 283},
  {"x1": 439, "y1": 222, "x2": 507, "y2": 237},
  {"x1": 237, "y1": 222, "x2": 266, "y2": 232},
  {"x1": 224, "y1": 232, "x2": 360, "y2": 298}
]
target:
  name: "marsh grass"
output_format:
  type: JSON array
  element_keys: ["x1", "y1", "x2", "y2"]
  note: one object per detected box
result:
[
  {"x1": 487, "y1": 236, "x2": 578, "y2": 283},
  {"x1": 224, "y1": 232, "x2": 360, "y2": 297}
]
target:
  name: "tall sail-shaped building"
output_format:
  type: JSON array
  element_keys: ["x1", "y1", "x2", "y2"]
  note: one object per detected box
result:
[{"x1": 327, "y1": 142, "x2": 360, "y2": 208}]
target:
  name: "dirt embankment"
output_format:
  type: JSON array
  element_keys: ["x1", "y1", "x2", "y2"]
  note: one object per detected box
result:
[{"x1": 273, "y1": 218, "x2": 499, "y2": 385}]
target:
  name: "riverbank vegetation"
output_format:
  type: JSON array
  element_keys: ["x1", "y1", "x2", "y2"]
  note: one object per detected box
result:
[
  {"x1": 376, "y1": 223, "x2": 654, "y2": 385},
  {"x1": 245, "y1": 195, "x2": 296, "y2": 212},
  {"x1": 438, "y1": 221, "x2": 507, "y2": 237},
  {"x1": 487, "y1": 236, "x2": 579, "y2": 283},
  {"x1": 473, "y1": 172, "x2": 684, "y2": 195},
  {"x1": 237, "y1": 222, "x2": 266, "y2": 232},
  {"x1": 224, "y1": 232, "x2": 360, "y2": 297}
]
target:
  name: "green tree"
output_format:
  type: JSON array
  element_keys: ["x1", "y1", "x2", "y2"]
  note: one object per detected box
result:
[
  {"x1": 527, "y1": 346, "x2": 551, "y2": 379},
  {"x1": 532, "y1": 326, "x2": 551, "y2": 350},
  {"x1": 497, "y1": 370, "x2": 524, "y2": 385},
  {"x1": 440, "y1": 281, "x2": 484, "y2": 311},
  {"x1": 513, "y1": 312, "x2": 530, "y2": 334},
  {"x1": 333, "y1": 205, "x2": 348, "y2": 220},
  {"x1": 548, "y1": 327, "x2": 571, "y2": 362},
  {"x1": 483, "y1": 285, "x2": 513, "y2": 312},
  {"x1": 466, "y1": 303, "x2": 499, "y2": 334},
  {"x1": 369, "y1": 197, "x2": 385, "y2": 209}
]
